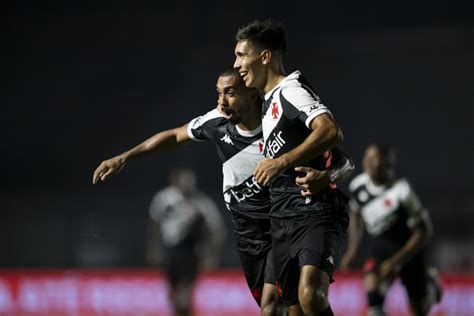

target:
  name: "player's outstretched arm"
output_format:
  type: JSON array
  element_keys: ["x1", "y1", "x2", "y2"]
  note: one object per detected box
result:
[
  {"x1": 254, "y1": 114, "x2": 342, "y2": 186},
  {"x1": 92, "y1": 124, "x2": 191, "y2": 184}
]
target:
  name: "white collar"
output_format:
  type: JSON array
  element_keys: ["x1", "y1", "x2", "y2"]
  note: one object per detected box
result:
[
  {"x1": 235, "y1": 124, "x2": 262, "y2": 137},
  {"x1": 264, "y1": 70, "x2": 301, "y2": 100}
]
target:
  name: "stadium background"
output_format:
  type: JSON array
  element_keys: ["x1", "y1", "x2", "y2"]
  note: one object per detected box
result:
[{"x1": 3, "y1": 1, "x2": 473, "y2": 315}]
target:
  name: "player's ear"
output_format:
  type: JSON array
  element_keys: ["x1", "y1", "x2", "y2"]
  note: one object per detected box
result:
[{"x1": 261, "y1": 49, "x2": 271, "y2": 65}]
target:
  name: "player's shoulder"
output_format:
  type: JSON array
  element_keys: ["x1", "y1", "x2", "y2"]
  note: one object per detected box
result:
[
  {"x1": 279, "y1": 71, "x2": 305, "y2": 93},
  {"x1": 279, "y1": 71, "x2": 322, "y2": 103},
  {"x1": 392, "y1": 177, "x2": 413, "y2": 198},
  {"x1": 348, "y1": 173, "x2": 370, "y2": 192},
  {"x1": 154, "y1": 186, "x2": 183, "y2": 204},
  {"x1": 189, "y1": 108, "x2": 226, "y2": 129}
]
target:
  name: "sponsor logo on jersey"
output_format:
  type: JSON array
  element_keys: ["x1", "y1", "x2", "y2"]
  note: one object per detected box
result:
[
  {"x1": 265, "y1": 131, "x2": 286, "y2": 158},
  {"x1": 307, "y1": 104, "x2": 319, "y2": 114},
  {"x1": 220, "y1": 134, "x2": 234, "y2": 145},
  {"x1": 271, "y1": 102, "x2": 279, "y2": 119},
  {"x1": 192, "y1": 116, "x2": 203, "y2": 128},
  {"x1": 228, "y1": 176, "x2": 264, "y2": 203}
]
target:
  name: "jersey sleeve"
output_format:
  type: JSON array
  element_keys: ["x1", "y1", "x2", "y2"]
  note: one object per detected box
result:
[
  {"x1": 149, "y1": 191, "x2": 166, "y2": 222},
  {"x1": 347, "y1": 174, "x2": 366, "y2": 213},
  {"x1": 398, "y1": 179, "x2": 430, "y2": 228},
  {"x1": 187, "y1": 108, "x2": 223, "y2": 141},
  {"x1": 280, "y1": 86, "x2": 332, "y2": 128},
  {"x1": 328, "y1": 153, "x2": 355, "y2": 183}
]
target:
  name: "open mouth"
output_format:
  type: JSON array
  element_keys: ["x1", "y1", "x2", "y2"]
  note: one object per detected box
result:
[
  {"x1": 239, "y1": 71, "x2": 248, "y2": 80},
  {"x1": 221, "y1": 108, "x2": 233, "y2": 120}
]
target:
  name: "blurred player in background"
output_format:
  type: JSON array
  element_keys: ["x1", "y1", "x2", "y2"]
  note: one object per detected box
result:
[
  {"x1": 340, "y1": 144, "x2": 442, "y2": 316},
  {"x1": 146, "y1": 168, "x2": 224, "y2": 316}
]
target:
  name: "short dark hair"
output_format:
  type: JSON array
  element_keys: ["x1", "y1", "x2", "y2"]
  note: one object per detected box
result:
[
  {"x1": 219, "y1": 67, "x2": 241, "y2": 79},
  {"x1": 218, "y1": 67, "x2": 245, "y2": 86},
  {"x1": 235, "y1": 19, "x2": 287, "y2": 53}
]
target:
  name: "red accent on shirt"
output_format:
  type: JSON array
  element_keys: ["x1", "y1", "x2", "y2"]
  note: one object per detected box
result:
[{"x1": 271, "y1": 102, "x2": 279, "y2": 119}]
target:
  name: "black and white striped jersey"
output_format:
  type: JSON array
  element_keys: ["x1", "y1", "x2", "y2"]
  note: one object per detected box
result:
[
  {"x1": 149, "y1": 186, "x2": 221, "y2": 250},
  {"x1": 349, "y1": 173, "x2": 430, "y2": 243},
  {"x1": 187, "y1": 108, "x2": 271, "y2": 254},
  {"x1": 262, "y1": 70, "x2": 346, "y2": 218}
]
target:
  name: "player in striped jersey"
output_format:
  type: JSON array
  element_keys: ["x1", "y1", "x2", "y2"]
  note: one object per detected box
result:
[
  {"x1": 93, "y1": 68, "x2": 353, "y2": 316},
  {"x1": 340, "y1": 144, "x2": 442, "y2": 316},
  {"x1": 233, "y1": 19, "x2": 350, "y2": 316}
]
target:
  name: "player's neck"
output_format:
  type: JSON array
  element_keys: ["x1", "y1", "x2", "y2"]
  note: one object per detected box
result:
[
  {"x1": 238, "y1": 105, "x2": 262, "y2": 131},
  {"x1": 238, "y1": 115, "x2": 261, "y2": 131},
  {"x1": 371, "y1": 173, "x2": 396, "y2": 186},
  {"x1": 262, "y1": 65, "x2": 286, "y2": 94}
]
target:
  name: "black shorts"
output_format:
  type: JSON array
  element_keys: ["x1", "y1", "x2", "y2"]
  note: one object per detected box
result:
[
  {"x1": 163, "y1": 248, "x2": 199, "y2": 287},
  {"x1": 239, "y1": 248, "x2": 277, "y2": 306},
  {"x1": 232, "y1": 212, "x2": 272, "y2": 256},
  {"x1": 271, "y1": 213, "x2": 347, "y2": 306},
  {"x1": 364, "y1": 237, "x2": 428, "y2": 300}
]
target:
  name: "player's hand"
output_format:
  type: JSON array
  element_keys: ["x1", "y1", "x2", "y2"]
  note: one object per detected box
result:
[
  {"x1": 254, "y1": 157, "x2": 287, "y2": 186},
  {"x1": 379, "y1": 258, "x2": 401, "y2": 279},
  {"x1": 92, "y1": 155, "x2": 127, "y2": 184},
  {"x1": 295, "y1": 166, "x2": 331, "y2": 197},
  {"x1": 339, "y1": 253, "x2": 356, "y2": 271}
]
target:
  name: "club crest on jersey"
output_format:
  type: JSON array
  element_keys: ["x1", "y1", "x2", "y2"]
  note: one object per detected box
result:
[
  {"x1": 265, "y1": 131, "x2": 286, "y2": 158},
  {"x1": 220, "y1": 134, "x2": 234, "y2": 145},
  {"x1": 271, "y1": 102, "x2": 279, "y2": 119},
  {"x1": 258, "y1": 140, "x2": 264, "y2": 153}
]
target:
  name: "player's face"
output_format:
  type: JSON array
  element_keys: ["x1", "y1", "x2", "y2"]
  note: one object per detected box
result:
[
  {"x1": 216, "y1": 74, "x2": 255, "y2": 125},
  {"x1": 233, "y1": 40, "x2": 266, "y2": 89},
  {"x1": 362, "y1": 146, "x2": 390, "y2": 182}
]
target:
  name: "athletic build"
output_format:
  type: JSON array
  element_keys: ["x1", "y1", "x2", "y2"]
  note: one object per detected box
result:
[
  {"x1": 93, "y1": 69, "x2": 353, "y2": 316},
  {"x1": 340, "y1": 144, "x2": 442, "y2": 316},
  {"x1": 233, "y1": 19, "x2": 350, "y2": 316}
]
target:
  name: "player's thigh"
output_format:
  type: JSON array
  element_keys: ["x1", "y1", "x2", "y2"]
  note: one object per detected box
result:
[
  {"x1": 287, "y1": 304, "x2": 304, "y2": 316},
  {"x1": 299, "y1": 265, "x2": 330, "y2": 296}
]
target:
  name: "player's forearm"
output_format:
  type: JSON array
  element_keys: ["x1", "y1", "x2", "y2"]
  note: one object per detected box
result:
[
  {"x1": 390, "y1": 227, "x2": 428, "y2": 265},
  {"x1": 278, "y1": 122, "x2": 341, "y2": 169},
  {"x1": 123, "y1": 127, "x2": 188, "y2": 161},
  {"x1": 345, "y1": 213, "x2": 362, "y2": 255}
]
